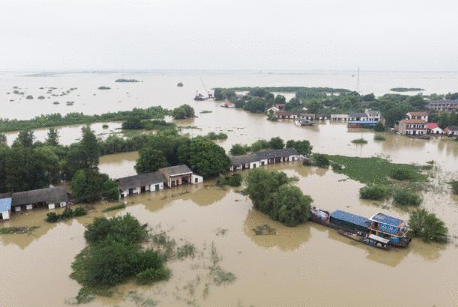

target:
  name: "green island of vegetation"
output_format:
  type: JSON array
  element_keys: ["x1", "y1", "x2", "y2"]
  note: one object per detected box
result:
[
  {"x1": 115, "y1": 79, "x2": 139, "y2": 82},
  {"x1": 70, "y1": 214, "x2": 171, "y2": 303},
  {"x1": 390, "y1": 87, "x2": 424, "y2": 92},
  {"x1": 351, "y1": 138, "x2": 368, "y2": 144}
]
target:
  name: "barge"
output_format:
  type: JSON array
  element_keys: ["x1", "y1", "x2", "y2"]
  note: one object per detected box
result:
[{"x1": 310, "y1": 208, "x2": 411, "y2": 249}]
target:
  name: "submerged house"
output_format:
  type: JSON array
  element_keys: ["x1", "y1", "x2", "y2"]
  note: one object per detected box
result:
[
  {"x1": 230, "y1": 154, "x2": 260, "y2": 171},
  {"x1": 118, "y1": 171, "x2": 165, "y2": 198},
  {"x1": 255, "y1": 148, "x2": 300, "y2": 166},
  {"x1": 398, "y1": 119, "x2": 427, "y2": 135},
  {"x1": 160, "y1": 165, "x2": 203, "y2": 187},
  {"x1": 407, "y1": 111, "x2": 429, "y2": 122},
  {"x1": 426, "y1": 123, "x2": 444, "y2": 135},
  {"x1": 11, "y1": 187, "x2": 68, "y2": 211},
  {"x1": 0, "y1": 197, "x2": 12, "y2": 221}
]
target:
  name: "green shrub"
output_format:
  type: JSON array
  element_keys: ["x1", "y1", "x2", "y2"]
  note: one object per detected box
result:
[
  {"x1": 230, "y1": 144, "x2": 248, "y2": 155},
  {"x1": 450, "y1": 180, "x2": 458, "y2": 194},
  {"x1": 313, "y1": 154, "x2": 329, "y2": 168},
  {"x1": 359, "y1": 185, "x2": 388, "y2": 200},
  {"x1": 302, "y1": 158, "x2": 312, "y2": 166},
  {"x1": 136, "y1": 267, "x2": 171, "y2": 285},
  {"x1": 331, "y1": 163, "x2": 342, "y2": 170},
  {"x1": 409, "y1": 208, "x2": 448, "y2": 243},
  {"x1": 351, "y1": 138, "x2": 368, "y2": 144},
  {"x1": 177, "y1": 243, "x2": 195, "y2": 259},
  {"x1": 374, "y1": 134, "x2": 386, "y2": 141},
  {"x1": 102, "y1": 204, "x2": 126, "y2": 212},
  {"x1": 61, "y1": 208, "x2": 74, "y2": 220},
  {"x1": 46, "y1": 212, "x2": 59, "y2": 223},
  {"x1": 374, "y1": 122, "x2": 386, "y2": 132},
  {"x1": 102, "y1": 124, "x2": 109, "y2": 129},
  {"x1": 390, "y1": 168, "x2": 414, "y2": 181},
  {"x1": 73, "y1": 207, "x2": 87, "y2": 217},
  {"x1": 393, "y1": 188, "x2": 422, "y2": 206}
]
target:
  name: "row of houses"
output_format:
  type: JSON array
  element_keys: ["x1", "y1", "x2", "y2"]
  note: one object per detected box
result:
[
  {"x1": 0, "y1": 187, "x2": 68, "y2": 221},
  {"x1": 397, "y1": 111, "x2": 458, "y2": 136},
  {"x1": 229, "y1": 148, "x2": 302, "y2": 171},
  {"x1": 427, "y1": 100, "x2": 458, "y2": 112},
  {"x1": 117, "y1": 165, "x2": 203, "y2": 198}
]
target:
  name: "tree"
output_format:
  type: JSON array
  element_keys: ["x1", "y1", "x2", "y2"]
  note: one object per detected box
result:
[
  {"x1": 186, "y1": 137, "x2": 230, "y2": 177},
  {"x1": 172, "y1": 104, "x2": 194, "y2": 119},
  {"x1": 274, "y1": 95, "x2": 286, "y2": 105},
  {"x1": 244, "y1": 98, "x2": 267, "y2": 113},
  {"x1": 313, "y1": 154, "x2": 329, "y2": 168},
  {"x1": 245, "y1": 168, "x2": 312, "y2": 227},
  {"x1": 80, "y1": 126, "x2": 100, "y2": 171},
  {"x1": 46, "y1": 128, "x2": 59, "y2": 146},
  {"x1": 71, "y1": 170, "x2": 118, "y2": 203},
  {"x1": 373, "y1": 122, "x2": 385, "y2": 132},
  {"x1": 450, "y1": 180, "x2": 458, "y2": 194},
  {"x1": 393, "y1": 188, "x2": 422, "y2": 206},
  {"x1": 135, "y1": 148, "x2": 169, "y2": 174},
  {"x1": 230, "y1": 144, "x2": 248, "y2": 156},
  {"x1": 269, "y1": 137, "x2": 284, "y2": 149},
  {"x1": 286, "y1": 140, "x2": 312, "y2": 156},
  {"x1": 409, "y1": 208, "x2": 448, "y2": 243},
  {"x1": 362, "y1": 93, "x2": 375, "y2": 101},
  {"x1": 0, "y1": 134, "x2": 6, "y2": 146},
  {"x1": 285, "y1": 98, "x2": 301, "y2": 111},
  {"x1": 13, "y1": 129, "x2": 35, "y2": 148},
  {"x1": 249, "y1": 139, "x2": 270, "y2": 152},
  {"x1": 306, "y1": 100, "x2": 322, "y2": 114}
]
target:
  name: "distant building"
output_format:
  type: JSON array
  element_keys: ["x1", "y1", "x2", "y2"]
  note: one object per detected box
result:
[
  {"x1": 364, "y1": 109, "x2": 381, "y2": 122},
  {"x1": 444, "y1": 126, "x2": 458, "y2": 137},
  {"x1": 426, "y1": 123, "x2": 444, "y2": 135},
  {"x1": 348, "y1": 113, "x2": 368, "y2": 121},
  {"x1": 160, "y1": 165, "x2": 195, "y2": 188},
  {"x1": 331, "y1": 114, "x2": 349, "y2": 122},
  {"x1": 407, "y1": 111, "x2": 429, "y2": 122},
  {"x1": 255, "y1": 148, "x2": 301, "y2": 166},
  {"x1": 427, "y1": 100, "x2": 458, "y2": 112},
  {"x1": 230, "y1": 154, "x2": 260, "y2": 171},
  {"x1": 398, "y1": 119, "x2": 427, "y2": 135}
]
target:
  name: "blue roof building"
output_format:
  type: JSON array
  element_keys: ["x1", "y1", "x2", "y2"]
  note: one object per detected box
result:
[
  {"x1": 0, "y1": 198, "x2": 12, "y2": 221},
  {"x1": 329, "y1": 210, "x2": 370, "y2": 233}
]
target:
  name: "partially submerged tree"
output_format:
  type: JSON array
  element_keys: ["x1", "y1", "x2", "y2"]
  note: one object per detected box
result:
[
  {"x1": 135, "y1": 148, "x2": 169, "y2": 174},
  {"x1": 408, "y1": 208, "x2": 448, "y2": 243}
]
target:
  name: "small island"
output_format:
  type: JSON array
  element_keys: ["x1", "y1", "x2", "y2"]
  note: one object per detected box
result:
[
  {"x1": 177, "y1": 82, "x2": 183, "y2": 87},
  {"x1": 98, "y1": 86, "x2": 111, "y2": 90},
  {"x1": 390, "y1": 87, "x2": 424, "y2": 92},
  {"x1": 115, "y1": 79, "x2": 139, "y2": 83}
]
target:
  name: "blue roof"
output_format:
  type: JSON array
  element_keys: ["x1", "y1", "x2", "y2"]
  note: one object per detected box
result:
[
  {"x1": 0, "y1": 198, "x2": 12, "y2": 212},
  {"x1": 330, "y1": 210, "x2": 370, "y2": 229},
  {"x1": 370, "y1": 213, "x2": 404, "y2": 227}
]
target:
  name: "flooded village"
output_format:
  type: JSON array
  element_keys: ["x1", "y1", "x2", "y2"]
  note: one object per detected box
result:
[{"x1": 1, "y1": 71, "x2": 458, "y2": 307}]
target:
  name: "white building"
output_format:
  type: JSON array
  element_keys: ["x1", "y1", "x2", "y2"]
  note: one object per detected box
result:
[{"x1": 118, "y1": 172, "x2": 165, "y2": 198}]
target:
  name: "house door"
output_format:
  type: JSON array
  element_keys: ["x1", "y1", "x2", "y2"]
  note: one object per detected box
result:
[
  {"x1": 129, "y1": 188, "x2": 134, "y2": 195},
  {"x1": 155, "y1": 184, "x2": 160, "y2": 191}
]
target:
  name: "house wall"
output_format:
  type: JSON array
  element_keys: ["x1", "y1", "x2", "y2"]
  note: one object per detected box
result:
[
  {"x1": 0, "y1": 210, "x2": 10, "y2": 220},
  {"x1": 149, "y1": 182, "x2": 164, "y2": 191},
  {"x1": 191, "y1": 175, "x2": 203, "y2": 184},
  {"x1": 250, "y1": 161, "x2": 260, "y2": 168}
]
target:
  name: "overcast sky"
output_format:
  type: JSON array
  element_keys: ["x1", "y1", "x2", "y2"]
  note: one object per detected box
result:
[{"x1": 2, "y1": 0, "x2": 457, "y2": 71}]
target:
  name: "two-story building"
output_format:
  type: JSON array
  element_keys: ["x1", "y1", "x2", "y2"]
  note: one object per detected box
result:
[
  {"x1": 398, "y1": 119, "x2": 427, "y2": 135},
  {"x1": 406, "y1": 111, "x2": 429, "y2": 122},
  {"x1": 364, "y1": 109, "x2": 381, "y2": 122}
]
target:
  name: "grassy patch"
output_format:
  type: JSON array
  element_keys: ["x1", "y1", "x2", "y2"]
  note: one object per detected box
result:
[
  {"x1": 0, "y1": 226, "x2": 39, "y2": 234},
  {"x1": 393, "y1": 188, "x2": 422, "y2": 206},
  {"x1": 199, "y1": 110, "x2": 212, "y2": 114},
  {"x1": 351, "y1": 138, "x2": 368, "y2": 144},
  {"x1": 374, "y1": 134, "x2": 386, "y2": 141},
  {"x1": 102, "y1": 203, "x2": 126, "y2": 212},
  {"x1": 327, "y1": 155, "x2": 427, "y2": 185}
]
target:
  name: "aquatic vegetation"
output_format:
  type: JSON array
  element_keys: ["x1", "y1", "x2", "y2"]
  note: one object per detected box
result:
[
  {"x1": 408, "y1": 208, "x2": 448, "y2": 243},
  {"x1": 393, "y1": 188, "x2": 422, "y2": 206},
  {"x1": 450, "y1": 180, "x2": 458, "y2": 194},
  {"x1": 359, "y1": 185, "x2": 389, "y2": 200},
  {"x1": 391, "y1": 87, "x2": 424, "y2": 92},
  {"x1": 45, "y1": 207, "x2": 87, "y2": 223},
  {"x1": 0, "y1": 226, "x2": 39, "y2": 234},
  {"x1": 351, "y1": 138, "x2": 368, "y2": 144},
  {"x1": 374, "y1": 134, "x2": 386, "y2": 141},
  {"x1": 217, "y1": 173, "x2": 242, "y2": 187},
  {"x1": 390, "y1": 168, "x2": 415, "y2": 181},
  {"x1": 98, "y1": 86, "x2": 111, "y2": 90},
  {"x1": 102, "y1": 203, "x2": 126, "y2": 212},
  {"x1": 313, "y1": 154, "x2": 330, "y2": 168},
  {"x1": 327, "y1": 155, "x2": 426, "y2": 185},
  {"x1": 199, "y1": 110, "x2": 212, "y2": 113},
  {"x1": 177, "y1": 243, "x2": 196, "y2": 259}
]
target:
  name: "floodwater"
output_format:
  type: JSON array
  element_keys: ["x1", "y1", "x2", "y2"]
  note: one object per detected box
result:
[{"x1": 1, "y1": 71, "x2": 458, "y2": 306}]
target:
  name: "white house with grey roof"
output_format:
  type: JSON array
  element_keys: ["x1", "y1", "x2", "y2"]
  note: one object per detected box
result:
[
  {"x1": 230, "y1": 154, "x2": 260, "y2": 171},
  {"x1": 11, "y1": 187, "x2": 68, "y2": 211},
  {"x1": 118, "y1": 171, "x2": 165, "y2": 198},
  {"x1": 160, "y1": 165, "x2": 203, "y2": 187},
  {"x1": 255, "y1": 148, "x2": 301, "y2": 165}
]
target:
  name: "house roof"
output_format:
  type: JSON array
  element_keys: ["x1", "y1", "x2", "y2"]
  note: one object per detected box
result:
[
  {"x1": 118, "y1": 172, "x2": 165, "y2": 190},
  {"x1": 0, "y1": 198, "x2": 12, "y2": 212},
  {"x1": 408, "y1": 111, "x2": 429, "y2": 116},
  {"x1": 426, "y1": 123, "x2": 439, "y2": 129},
  {"x1": 255, "y1": 148, "x2": 299, "y2": 160},
  {"x1": 12, "y1": 187, "x2": 68, "y2": 206},
  {"x1": 230, "y1": 154, "x2": 259, "y2": 165},
  {"x1": 349, "y1": 113, "x2": 368, "y2": 118},
  {"x1": 160, "y1": 165, "x2": 193, "y2": 176},
  {"x1": 277, "y1": 111, "x2": 297, "y2": 116},
  {"x1": 370, "y1": 213, "x2": 404, "y2": 227},
  {"x1": 300, "y1": 113, "x2": 316, "y2": 117},
  {"x1": 400, "y1": 119, "x2": 427, "y2": 124},
  {"x1": 330, "y1": 210, "x2": 370, "y2": 230}
]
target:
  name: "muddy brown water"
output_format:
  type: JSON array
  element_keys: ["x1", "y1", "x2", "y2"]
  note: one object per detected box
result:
[
  {"x1": 2, "y1": 71, "x2": 458, "y2": 306},
  {"x1": 1, "y1": 163, "x2": 458, "y2": 307}
]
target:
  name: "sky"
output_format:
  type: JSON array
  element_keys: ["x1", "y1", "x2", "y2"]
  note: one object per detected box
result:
[{"x1": 1, "y1": 0, "x2": 458, "y2": 71}]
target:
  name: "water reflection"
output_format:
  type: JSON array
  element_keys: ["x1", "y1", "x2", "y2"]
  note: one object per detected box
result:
[
  {"x1": 327, "y1": 228, "x2": 410, "y2": 267},
  {"x1": 243, "y1": 209, "x2": 311, "y2": 251}
]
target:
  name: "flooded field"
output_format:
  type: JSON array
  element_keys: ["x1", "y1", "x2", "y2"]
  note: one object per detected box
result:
[
  {"x1": 1, "y1": 71, "x2": 458, "y2": 306},
  {"x1": 1, "y1": 163, "x2": 458, "y2": 307}
]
